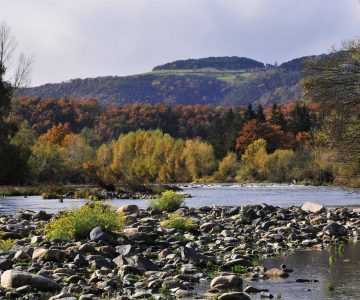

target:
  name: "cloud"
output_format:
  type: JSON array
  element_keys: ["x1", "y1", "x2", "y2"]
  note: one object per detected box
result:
[{"x1": 0, "y1": 0, "x2": 359, "y2": 86}]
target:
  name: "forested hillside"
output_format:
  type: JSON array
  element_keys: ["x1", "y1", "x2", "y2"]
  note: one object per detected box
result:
[{"x1": 21, "y1": 56, "x2": 313, "y2": 107}]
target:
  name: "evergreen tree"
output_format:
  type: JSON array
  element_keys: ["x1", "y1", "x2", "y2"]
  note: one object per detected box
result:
[
  {"x1": 270, "y1": 103, "x2": 287, "y2": 130},
  {"x1": 208, "y1": 118, "x2": 226, "y2": 159},
  {"x1": 244, "y1": 103, "x2": 256, "y2": 122},
  {"x1": 288, "y1": 103, "x2": 312, "y2": 134},
  {"x1": 256, "y1": 105, "x2": 266, "y2": 122},
  {"x1": 223, "y1": 108, "x2": 243, "y2": 155}
]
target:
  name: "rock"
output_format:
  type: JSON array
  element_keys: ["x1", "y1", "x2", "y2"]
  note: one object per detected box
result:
[
  {"x1": 1, "y1": 232, "x2": 22, "y2": 239},
  {"x1": 131, "y1": 291, "x2": 153, "y2": 299},
  {"x1": 134, "y1": 256, "x2": 159, "y2": 271},
  {"x1": 117, "y1": 205, "x2": 139, "y2": 215},
  {"x1": 260, "y1": 291, "x2": 274, "y2": 298},
  {"x1": 115, "y1": 244, "x2": 133, "y2": 256},
  {"x1": 301, "y1": 202, "x2": 326, "y2": 214},
  {"x1": 89, "y1": 226, "x2": 109, "y2": 242},
  {"x1": 32, "y1": 248, "x2": 61, "y2": 261},
  {"x1": 1, "y1": 269, "x2": 60, "y2": 291},
  {"x1": 210, "y1": 275, "x2": 243, "y2": 291},
  {"x1": 181, "y1": 246, "x2": 211, "y2": 264},
  {"x1": 175, "y1": 289, "x2": 193, "y2": 298},
  {"x1": 224, "y1": 258, "x2": 252, "y2": 268},
  {"x1": 265, "y1": 268, "x2": 289, "y2": 278},
  {"x1": 244, "y1": 286, "x2": 267, "y2": 294},
  {"x1": 218, "y1": 292, "x2": 251, "y2": 300},
  {"x1": 0, "y1": 257, "x2": 12, "y2": 271},
  {"x1": 32, "y1": 210, "x2": 51, "y2": 221},
  {"x1": 323, "y1": 222, "x2": 347, "y2": 236},
  {"x1": 49, "y1": 293, "x2": 77, "y2": 300}
]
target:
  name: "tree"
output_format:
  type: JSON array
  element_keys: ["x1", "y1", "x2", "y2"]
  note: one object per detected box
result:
[
  {"x1": 270, "y1": 103, "x2": 287, "y2": 130},
  {"x1": 303, "y1": 41, "x2": 360, "y2": 185},
  {"x1": 39, "y1": 123, "x2": 71, "y2": 145},
  {"x1": 0, "y1": 22, "x2": 32, "y2": 93},
  {"x1": 256, "y1": 105, "x2": 266, "y2": 122},
  {"x1": 236, "y1": 120, "x2": 293, "y2": 154},
  {"x1": 239, "y1": 139, "x2": 268, "y2": 181},
  {"x1": 213, "y1": 152, "x2": 240, "y2": 182},
  {"x1": 288, "y1": 103, "x2": 312, "y2": 134},
  {"x1": 244, "y1": 103, "x2": 256, "y2": 121}
]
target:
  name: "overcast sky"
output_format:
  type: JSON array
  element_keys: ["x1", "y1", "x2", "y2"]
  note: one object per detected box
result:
[{"x1": 1, "y1": 0, "x2": 360, "y2": 86}]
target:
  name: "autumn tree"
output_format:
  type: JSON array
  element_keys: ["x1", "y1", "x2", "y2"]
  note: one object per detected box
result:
[
  {"x1": 39, "y1": 123, "x2": 71, "y2": 145},
  {"x1": 213, "y1": 152, "x2": 240, "y2": 182},
  {"x1": 236, "y1": 120, "x2": 292, "y2": 154}
]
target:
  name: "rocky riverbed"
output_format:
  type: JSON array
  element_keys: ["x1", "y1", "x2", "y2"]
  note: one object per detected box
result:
[{"x1": 0, "y1": 202, "x2": 358, "y2": 299}]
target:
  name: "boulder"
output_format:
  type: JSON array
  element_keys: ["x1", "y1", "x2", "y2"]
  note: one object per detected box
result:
[
  {"x1": 89, "y1": 226, "x2": 109, "y2": 242},
  {"x1": 265, "y1": 268, "x2": 289, "y2": 278},
  {"x1": 323, "y1": 222, "x2": 348, "y2": 236},
  {"x1": 301, "y1": 202, "x2": 326, "y2": 214},
  {"x1": 218, "y1": 292, "x2": 251, "y2": 300},
  {"x1": 210, "y1": 275, "x2": 243, "y2": 291},
  {"x1": 32, "y1": 248, "x2": 61, "y2": 261},
  {"x1": 117, "y1": 205, "x2": 139, "y2": 215},
  {"x1": 1, "y1": 270, "x2": 60, "y2": 291}
]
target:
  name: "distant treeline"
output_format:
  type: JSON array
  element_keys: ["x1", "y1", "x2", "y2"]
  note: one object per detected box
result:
[{"x1": 153, "y1": 56, "x2": 265, "y2": 71}]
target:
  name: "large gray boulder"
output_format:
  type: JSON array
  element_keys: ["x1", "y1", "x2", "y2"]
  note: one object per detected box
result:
[
  {"x1": 1, "y1": 270, "x2": 60, "y2": 291},
  {"x1": 301, "y1": 202, "x2": 326, "y2": 214}
]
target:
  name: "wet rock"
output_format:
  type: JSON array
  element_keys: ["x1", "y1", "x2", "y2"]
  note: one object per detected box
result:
[
  {"x1": 218, "y1": 292, "x2": 251, "y2": 300},
  {"x1": 265, "y1": 268, "x2": 289, "y2": 278},
  {"x1": 301, "y1": 202, "x2": 325, "y2": 214},
  {"x1": 210, "y1": 275, "x2": 243, "y2": 291},
  {"x1": 1, "y1": 269, "x2": 60, "y2": 291}
]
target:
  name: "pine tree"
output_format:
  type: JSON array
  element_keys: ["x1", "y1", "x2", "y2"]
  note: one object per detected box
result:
[
  {"x1": 256, "y1": 105, "x2": 266, "y2": 122},
  {"x1": 288, "y1": 103, "x2": 312, "y2": 134},
  {"x1": 244, "y1": 103, "x2": 256, "y2": 121},
  {"x1": 270, "y1": 103, "x2": 287, "y2": 130}
]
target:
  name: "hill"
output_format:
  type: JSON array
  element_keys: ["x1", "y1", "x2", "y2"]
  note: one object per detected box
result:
[{"x1": 22, "y1": 56, "x2": 313, "y2": 107}]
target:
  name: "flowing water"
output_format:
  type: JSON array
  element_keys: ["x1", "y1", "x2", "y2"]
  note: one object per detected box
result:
[
  {"x1": 0, "y1": 184, "x2": 359, "y2": 214},
  {"x1": 1, "y1": 184, "x2": 360, "y2": 300}
]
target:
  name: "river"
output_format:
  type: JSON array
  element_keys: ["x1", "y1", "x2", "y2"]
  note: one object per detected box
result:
[
  {"x1": 1, "y1": 183, "x2": 360, "y2": 299},
  {"x1": 0, "y1": 184, "x2": 359, "y2": 214}
]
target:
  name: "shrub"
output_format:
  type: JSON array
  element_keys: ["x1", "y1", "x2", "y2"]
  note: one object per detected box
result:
[
  {"x1": 45, "y1": 202, "x2": 125, "y2": 240},
  {"x1": 148, "y1": 190, "x2": 185, "y2": 212},
  {"x1": 41, "y1": 185, "x2": 64, "y2": 199},
  {"x1": 0, "y1": 239, "x2": 16, "y2": 252},
  {"x1": 160, "y1": 213, "x2": 197, "y2": 231}
]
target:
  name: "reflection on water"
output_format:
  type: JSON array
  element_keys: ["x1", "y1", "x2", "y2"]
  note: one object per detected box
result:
[
  {"x1": 251, "y1": 240, "x2": 360, "y2": 300},
  {"x1": 0, "y1": 184, "x2": 359, "y2": 214}
]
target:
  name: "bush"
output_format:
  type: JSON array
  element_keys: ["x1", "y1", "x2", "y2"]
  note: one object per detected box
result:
[
  {"x1": 41, "y1": 185, "x2": 64, "y2": 199},
  {"x1": 160, "y1": 213, "x2": 197, "y2": 231},
  {"x1": 148, "y1": 190, "x2": 185, "y2": 212},
  {"x1": 0, "y1": 239, "x2": 16, "y2": 252},
  {"x1": 45, "y1": 202, "x2": 125, "y2": 240}
]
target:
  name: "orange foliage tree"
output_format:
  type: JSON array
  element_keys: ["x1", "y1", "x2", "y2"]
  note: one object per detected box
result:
[{"x1": 236, "y1": 120, "x2": 294, "y2": 154}]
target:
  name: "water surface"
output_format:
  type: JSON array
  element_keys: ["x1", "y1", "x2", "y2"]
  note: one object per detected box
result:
[{"x1": 1, "y1": 184, "x2": 359, "y2": 214}]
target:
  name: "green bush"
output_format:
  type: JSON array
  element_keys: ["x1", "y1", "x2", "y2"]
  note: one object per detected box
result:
[
  {"x1": 0, "y1": 239, "x2": 16, "y2": 252},
  {"x1": 148, "y1": 190, "x2": 185, "y2": 212},
  {"x1": 45, "y1": 202, "x2": 125, "y2": 240},
  {"x1": 160, "y1": 213, "x2": 197, "y2": 231}
]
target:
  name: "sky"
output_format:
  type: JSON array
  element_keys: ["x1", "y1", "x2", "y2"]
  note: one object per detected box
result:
[{"x1": 1, "y1": 0, "x2": 360, "y2": 86}]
